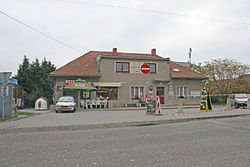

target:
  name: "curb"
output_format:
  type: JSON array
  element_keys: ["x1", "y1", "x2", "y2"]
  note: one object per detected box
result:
[
  {"x1": 1, "y1": 113, "x2": 249, "y2": 135},
  {"x1": 75, "y1": 105, "x2": 201, "y2": 112}
]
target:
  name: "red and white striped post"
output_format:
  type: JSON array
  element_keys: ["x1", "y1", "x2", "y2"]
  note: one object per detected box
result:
[{"x1": 156, "y1": 96, "x2": 161, "y2": 115}]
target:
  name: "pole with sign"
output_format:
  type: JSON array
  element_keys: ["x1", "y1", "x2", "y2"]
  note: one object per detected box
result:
[
  {"x1": 0, "y1": 72, "x2": 12, "y2": 119},
  {"x1": 141, "y1": 63, "x2": 150, "y2": 95},
  {"x1": 141, "y1": 64, "x2": 152, "y2": 114}
]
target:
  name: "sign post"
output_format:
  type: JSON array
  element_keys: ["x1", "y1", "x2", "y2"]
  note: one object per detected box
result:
[
  {"x1": 141, "y1": 63, "x2": 150, "y2": 95},
  {"x1": 0, "y1": 72, "x2": 12, "y2": 119},
  {"x1": 141, "y1": 64, "x2": 153, "y2": 114}
]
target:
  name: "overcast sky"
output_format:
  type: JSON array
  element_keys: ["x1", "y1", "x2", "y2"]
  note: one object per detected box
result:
[{"x1": 1, "y1": 0, "x2": 250, "y2": 76}]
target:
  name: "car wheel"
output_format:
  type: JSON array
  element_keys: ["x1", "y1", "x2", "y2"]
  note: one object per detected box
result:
[{"x1": 55, "y1": 110, "x2": 58, "y2": 113}]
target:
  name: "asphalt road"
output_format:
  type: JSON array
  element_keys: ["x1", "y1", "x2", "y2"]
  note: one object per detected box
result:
[
  {"x1": 0, "y1": 115, "x2": 250, "y2": 167},
  {"x1": 1, "y1": 106, "x2": 250, "y2": 130}
]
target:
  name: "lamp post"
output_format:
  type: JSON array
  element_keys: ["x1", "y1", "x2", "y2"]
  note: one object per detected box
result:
[{"x1": 189, "y1": 48, "x2": 192, "y2": 68}]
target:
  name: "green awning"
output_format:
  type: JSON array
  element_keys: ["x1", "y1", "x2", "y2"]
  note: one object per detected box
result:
[{"x1": 62, "y1": 78, "x2": 97, "y2": 91}]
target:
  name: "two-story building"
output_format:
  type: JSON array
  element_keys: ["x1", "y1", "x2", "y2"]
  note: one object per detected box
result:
[{"x1": 50, "y1": 48, "x2": 207, "y2": 108}]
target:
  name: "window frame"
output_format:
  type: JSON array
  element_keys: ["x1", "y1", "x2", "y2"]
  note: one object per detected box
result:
[
  {"x1": 116, "y1": 62, "x2": 130, "y2": 73},
  {"x1": 148, "y1": 63, "x2": 156, "y2": 73},
  {"x1": 96, "y1": 87, "x2": 118, "y2": 100},
  {"x1": 131, "y1": 86, "x2": 144, "y2": 100},
  {"x1": 177, "y1": 86, "x2": 188, "y2": 98}
]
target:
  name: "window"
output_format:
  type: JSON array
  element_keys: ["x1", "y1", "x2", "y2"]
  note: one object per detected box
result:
[
  {"x1": 177, "y1": 86, "x2": 188, "y2": 98},
  {"x1": 96, "y1": 87, "x2": 118, "y2": 100},
  {"x1": 131, "y1": 87, "x2": 144, "y2": 100},
  {"x1": 148, "y1": 63, "x2": 156, "y2": 73},
  {"x1": 116, "y1": 62, "x2": 129, "y2": 73},
  {"x1": 172, "y1": 68, "x2": 180, "y2": 72}
]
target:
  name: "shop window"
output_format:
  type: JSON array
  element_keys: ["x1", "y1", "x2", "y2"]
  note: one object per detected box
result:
[
  {"x1": 148, "y1": 63, "x2": 156, "y2": 73},
  {"x1": 116, "y1": 62, "x2": 129, "y2": 73},
  {"x1": 177, "y1": 86, "x2": 188, "y2": 98},
  {"x1": 131, "y1": 87, "x2": 144, "y2": 100},
  {"x1": 96, "y1": 87, "x2": 118, "y2": 100}
]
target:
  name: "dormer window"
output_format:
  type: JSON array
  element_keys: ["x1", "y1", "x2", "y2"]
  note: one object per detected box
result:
[{"x1": 172, "y1": 68, "x2": 180, "y2": 72}]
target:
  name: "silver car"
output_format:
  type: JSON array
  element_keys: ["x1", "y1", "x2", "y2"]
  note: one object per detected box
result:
[
  {"x1": 55, "y1": 96, "x2": 76, "y2": 113},
  {"x1": 228, "y1": 94, "x2": 248, "y2": 109}
]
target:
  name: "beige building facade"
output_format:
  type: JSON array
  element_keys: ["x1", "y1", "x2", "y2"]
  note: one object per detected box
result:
[{"x1": 50, "y1": 48, "x2": 207, "y2": 108}]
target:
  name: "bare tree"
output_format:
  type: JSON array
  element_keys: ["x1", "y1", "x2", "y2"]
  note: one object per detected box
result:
[{"x1": 193, "y1": 59, "x2": 249, "y2": 94}]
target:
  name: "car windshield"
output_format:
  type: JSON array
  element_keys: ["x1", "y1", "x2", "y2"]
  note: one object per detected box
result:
[
  {"x1": 58, "y1": 97, "x2": 74, "y2": 102},
  {"x1": 235, "y1": 94, "x2": 247, "y2": 99}
]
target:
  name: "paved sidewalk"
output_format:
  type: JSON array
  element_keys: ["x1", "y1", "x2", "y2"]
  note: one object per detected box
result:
[{"x1": 0, "y1": 106, "x2": 250, "y2": 130}]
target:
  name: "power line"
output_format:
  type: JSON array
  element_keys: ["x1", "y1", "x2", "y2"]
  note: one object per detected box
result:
[
  {"x1": 69, "y1": 0, "x2": 250, "y2": 27},
  {"x1": 0, "y1": 10, "x2": 84, "y2": 54}
]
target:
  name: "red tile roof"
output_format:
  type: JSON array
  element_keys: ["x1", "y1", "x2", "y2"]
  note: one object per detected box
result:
[
  {"x1": 50, "y1": 50, "x2": 162, "y2": 76},
  {"x1": 50, "y1": 50, "x2": 207, "y2": 80},
  {"x1": 170, "y1": 61, "x2": 207, "y2": 79}
]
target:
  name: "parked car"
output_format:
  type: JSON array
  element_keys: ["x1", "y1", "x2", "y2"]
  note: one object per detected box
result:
[
  {"x1": 55, "y1": 96, "x2": 76, "y2": 113},
  {"x1": 228, "y1": 94, "x2": 248, "y2": 109}
]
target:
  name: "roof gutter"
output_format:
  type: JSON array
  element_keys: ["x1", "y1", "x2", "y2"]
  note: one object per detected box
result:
[
  {"x1": 49, "y1": 74, "x2": 101, "y2": 78},
  {"x1": 171, "y1": 76, "x2": 208, "y2": 80}
]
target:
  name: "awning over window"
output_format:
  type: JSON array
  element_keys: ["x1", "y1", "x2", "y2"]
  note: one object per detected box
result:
[{"x1": 93, "y1": 82, "x2": 122, "y2": 87}]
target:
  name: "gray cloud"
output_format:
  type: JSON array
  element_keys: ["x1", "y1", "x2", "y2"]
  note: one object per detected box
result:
[{"x1": 0, "y1": 0, "x2": 249, "y2": 75}]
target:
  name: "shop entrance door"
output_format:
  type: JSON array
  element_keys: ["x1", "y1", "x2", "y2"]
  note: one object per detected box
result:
[{"x1": 156, "y1": 87, "x2": 165, "y2": 104}]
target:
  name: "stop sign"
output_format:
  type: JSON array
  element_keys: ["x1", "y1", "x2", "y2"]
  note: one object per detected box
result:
[{"x1": 141, "y1": 64, "x2": 150, "y2": 74}]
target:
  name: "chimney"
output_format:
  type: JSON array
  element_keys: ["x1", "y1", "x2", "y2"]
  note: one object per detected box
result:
[
  {"x1": 151, "y1": 48, "x2": 156, "y2": 57},
  {"x1": 113, "y1": 48, "x2": 117, "y2": 56}
]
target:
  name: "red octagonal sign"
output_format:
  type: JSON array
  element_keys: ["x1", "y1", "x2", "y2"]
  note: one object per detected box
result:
[{"x1": 141, "y1": 64, "x2": 150, "y2": 74}]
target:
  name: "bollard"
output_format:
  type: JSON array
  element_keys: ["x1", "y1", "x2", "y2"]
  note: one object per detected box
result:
[
  {"x1": 177, "y1": 99, "x2": 184, "y2": 113},
  {"x1": 227, "y1": 99, "x2": 232, "y2": 109}
]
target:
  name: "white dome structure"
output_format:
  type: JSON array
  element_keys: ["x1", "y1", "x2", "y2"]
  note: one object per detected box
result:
[{"x1": 35, "y1": 98, "x2": 48, "y2": 111}]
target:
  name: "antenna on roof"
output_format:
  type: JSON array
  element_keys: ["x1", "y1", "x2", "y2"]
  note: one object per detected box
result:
[{"x1": 189, "y1": 48, "x2": 192, "y2": 68}]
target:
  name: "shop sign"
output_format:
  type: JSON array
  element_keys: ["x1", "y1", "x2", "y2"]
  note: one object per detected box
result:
[
  {"x1": 64, "y1": 79, "x2": 76, "y2": 85},
  {"x1": 146, "y1": 99, "x2": 156, "y2": 113},
  {"x1": 97, "y1": 88, "x2": 109, "y2": 93},
  {"x1": 74, "y1": 84, "x2": 86, "y2": 87}
]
